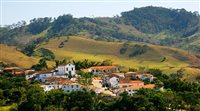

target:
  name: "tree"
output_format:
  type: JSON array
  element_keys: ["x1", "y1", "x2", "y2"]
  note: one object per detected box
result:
[
  {"x1": 31, "y1": 58, "x2": 48, "y2": 71},
  {"x1": 77, "y1": 71, "x2": 93, "y2": 89},
  {"x1": 148, "y1": 69, "x2": 162, "y2": 77},
  {"x1": 28, "y1": 17, "x2": 52, "y2": 34}
]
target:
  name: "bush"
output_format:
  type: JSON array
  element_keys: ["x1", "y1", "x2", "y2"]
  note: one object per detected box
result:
[
  {"x1": 34, "y1": 48, "x2": 55, "y2": 60},
  {"x1": 129, "y1": 45, "x2": 149, "y2": 57}
]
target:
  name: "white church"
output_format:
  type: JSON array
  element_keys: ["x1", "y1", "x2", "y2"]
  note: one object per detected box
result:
[{"x1": 56, "y1": 63, "x2": 76, "y2": 76}]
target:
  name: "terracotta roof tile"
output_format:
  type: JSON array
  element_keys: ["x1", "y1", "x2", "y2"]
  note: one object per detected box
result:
[
  {"x1": 2, "y1": 67, "x2": 20, "y2": 70},
  {"x1": 89, "y1": 66, "x2": 118, "y2": 70},
  {"x1": 128, "y1": 84, "x2": 156, "y2": 89},
  {"x1": 119, "y1": 80, "x2": 144, "y2": 84}
]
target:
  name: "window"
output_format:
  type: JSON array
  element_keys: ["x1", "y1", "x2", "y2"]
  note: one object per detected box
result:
[
  {"x1": 76, "y1": 85, "x2": 79, "y2": 88},
  {"x1": 72, "y1": 68, "x2": 73, "y2": 71},
  {"x1": 66, "y1": 68, "x2": 68, "y2": 71},
  {"x1": 71, "y1": 85, "x2": 73, "y2": 88}
]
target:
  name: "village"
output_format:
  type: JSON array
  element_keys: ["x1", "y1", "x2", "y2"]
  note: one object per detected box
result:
[{"x1": 0, "y1": 63, "x2": 159, "y2": 96}]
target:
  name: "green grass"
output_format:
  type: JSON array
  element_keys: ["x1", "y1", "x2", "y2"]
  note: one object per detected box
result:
[
  {"x1": 1, "y1": 36, "x2": 200, "y2": 81},
  {"x1": 0, "y1": 44, "x2": 54, "y2": 68},
  {"x1": 0, "y1": 104, "x2": 16, "y2": 111},
  {"x1": 39, "y1": 36, "x2": 200, "y2": 76}
]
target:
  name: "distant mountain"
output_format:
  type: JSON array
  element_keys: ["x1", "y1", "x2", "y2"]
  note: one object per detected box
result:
[
  {"x1": 121, "y1": 6, "x2": 199, "y2": 36},
  {"x1": 0, "y1": 6, "x2": 199, "y2": 53}
]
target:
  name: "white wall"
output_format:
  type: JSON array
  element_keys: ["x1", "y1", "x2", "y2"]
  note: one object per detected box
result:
[
  {"x1": 62, "y1": 84, "x2": 80, "y2": 93},
  {"x1": 35, "y1": 72, "x2": 53, "y2": 82},
  {"x1": 57, "y1": 63, "x2": 76, "y2": 76}
]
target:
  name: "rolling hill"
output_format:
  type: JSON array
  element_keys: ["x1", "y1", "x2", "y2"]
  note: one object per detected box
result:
[
  {"x1": 1, "y1": 36, "x2": 200, "y2": 80},
  {"x1": 0, "y1": 44, "x2": 54, "y2": 68},
  {"x1": 37, "y1": 36, "x2": 200, "y2": 77},
  {"x1": 0, "y1": 6, "x2": 200, "y2": 81}
]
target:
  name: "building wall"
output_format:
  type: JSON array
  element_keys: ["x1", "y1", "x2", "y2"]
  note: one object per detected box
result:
[
  {"x1": 62, "y1": 84, "x2": 81, "y2": 93},
  {"x1": 57, "y1": 66, "x2": 65, "y2": 75},
  {"x1": 109, "y1": 77, "x2": 119, "y2": 88},
  {"x1": 90, "y1": 68, "x2": 119, "y2": 75},
  {"x1": 119, "y1": 82, "x2": 144, "y2": 88},
  {"x1": 36, "y1": 73, "x2": 53, "y2": 82},
  {"x1": 57, "y1": 63, "x2": 76, "y2": 76},
  {"x1": 65, "y1": 64, "x2": 76, "y2": 76},
  {"x1": 41, "y1": 85, "x2": 62, "y2": 92}
]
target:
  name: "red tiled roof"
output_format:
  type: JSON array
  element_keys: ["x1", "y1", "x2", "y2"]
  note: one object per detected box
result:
[
  {"x1": 128, "y1": 84, "x2": 156, "y2": 89},
  {"x1": 2, "y1": 67, "x2": 20, "y2": 71},
  {"x1": 45, "y1": 77, "x2": 78, "y2": 85},
  {"x1": 89, "y1": 66, "x2": 118, "y2": 70},
  {"x1": 119, "y1": 80, "x2": 144, "y2": 84},
  {"x1": 15, "y1": 71, "x2": 25, "y2": 75}
]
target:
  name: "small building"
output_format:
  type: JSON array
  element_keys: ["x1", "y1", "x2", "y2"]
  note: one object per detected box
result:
[
  {"x1": 118, "y1": 80, "x2": 144, "y2": 88},
  {"x1": 83, "y1": 66, "x2": 119, "y2": 75},
  {"x1": 41, "y1": 84, "x2": 62, "y2": 92},
  {"x1": 2, "y1": 67, "x2": 21, "y2": 74},
  {"x1": 35, "y1": 71, "x2": 55, "y2": 82},
  {"x1": 109, "y1": 77, "x2": 119, "y2": 88},
  {"x1": 56, "y1": 63, "x2": 76, "y2": 77},
  {"x1": 61, "y1": 82, "x2": 81, "y2": 93},
  {"x1": 119, "y1": 84, "x2": 156, "y2": 95},
  {"x1": 24, "y1": 69, "x2": 36, "y2": 80},
  {"x1": 42, "y1": 77, "x2": 81, "y2": 93},
  {"x1": 126, "y1": 72, "x2": 154, "y2": 82}
]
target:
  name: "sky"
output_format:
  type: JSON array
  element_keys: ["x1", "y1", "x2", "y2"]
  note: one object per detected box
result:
[{"x1": 0, "y1": 0, "x2": 199, "y2": 26}]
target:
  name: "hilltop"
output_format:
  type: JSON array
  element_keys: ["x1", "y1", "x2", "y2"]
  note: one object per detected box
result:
[{"x1": 0, "y1": 6, "x2": 199, "y2": 53}]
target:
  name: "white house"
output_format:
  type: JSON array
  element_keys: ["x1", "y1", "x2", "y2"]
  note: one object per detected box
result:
[
  {"x1": 41, "y1": 77, "x2": 81, "y2": 92},
  {"x1": 35, "y1": 71, "x2": 55, "y2": 82},
  {"x1": 118, "y1": 84, "x2": 156, "y2": 95},
  {"x1": 109, "y1": 77, "x2": 119, "y2": 88},
  {"x1": 82, "y1": 66, "x2": 119, "y2": 75},
  {"x1": 61, "y1": 83, "x2": 81, "y2": 93},
  {"x1": 56, "y1": 63, "x2": 76, "y2": 76},
  {"x1": 41, "y1": 84, "x2": 62, "y2": 92}
]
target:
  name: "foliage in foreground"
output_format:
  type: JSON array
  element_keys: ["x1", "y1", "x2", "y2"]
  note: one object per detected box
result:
[{"x1": 0, "y1": 70, "x2": 200, "y2": 111}]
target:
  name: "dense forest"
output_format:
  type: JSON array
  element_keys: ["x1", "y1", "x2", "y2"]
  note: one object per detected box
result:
[
  {"x1": 121, "y1": 6, "x2": 199, "y2": 37},
  {"x1": 0, "y1": 6, "x2": 199, "y2": 55}
]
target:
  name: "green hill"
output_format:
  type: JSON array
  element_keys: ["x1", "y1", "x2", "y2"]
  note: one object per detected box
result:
[
  {"x1": 38, "y1": 36, "x2": 200, "y2": 76},
  {"x1": 1, "y1": 36, "x2": 200, "y2": 80},
  {"x1": 1, "y1": 6, "x2": 199, "y2": 53}
]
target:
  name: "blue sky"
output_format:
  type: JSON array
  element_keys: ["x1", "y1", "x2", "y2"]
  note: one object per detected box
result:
[{"x1": 1, "y1": 0, "x2": 199, "y2": 26}]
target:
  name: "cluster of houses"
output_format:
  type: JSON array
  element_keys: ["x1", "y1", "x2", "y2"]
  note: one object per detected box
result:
[{"x1": 0, "y1": 63, "x2": 156, "y2": 95}]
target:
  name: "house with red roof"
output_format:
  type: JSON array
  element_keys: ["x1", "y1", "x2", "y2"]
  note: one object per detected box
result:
[
  {"x1": 82, "y1": 66, "x2": 119, "y2": 74},
  {"x1": 42, "y1": 77, "x2": 81, "y2": 92}
]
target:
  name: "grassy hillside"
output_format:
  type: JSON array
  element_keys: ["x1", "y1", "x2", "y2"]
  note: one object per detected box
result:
[
  {"x1": 0, "y1": 44, "x2": 54, "y2": 68},
  {"x1": 1, "y1": 36, "x2": 200, "y2": 80},
  {"x1": 38, "y1": 36, "x2": 200, "y2": 76}
]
